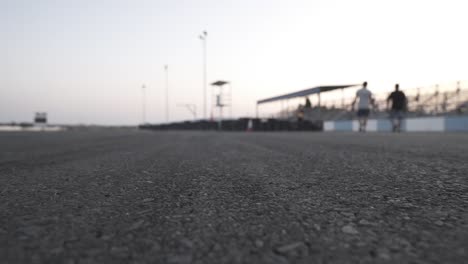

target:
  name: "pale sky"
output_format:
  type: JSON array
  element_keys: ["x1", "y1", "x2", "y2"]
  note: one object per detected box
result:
[{"x1": 1, "y1": 0, "x2": 467, "y2": 125}]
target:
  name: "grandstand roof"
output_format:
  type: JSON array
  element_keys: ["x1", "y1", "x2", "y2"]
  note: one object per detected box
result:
[{"x1": 257, "y1": 84, "x2": 358, "y2": 105}]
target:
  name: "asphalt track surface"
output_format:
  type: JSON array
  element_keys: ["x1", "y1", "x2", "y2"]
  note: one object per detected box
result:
[{"x1": 1, "y1": 130, "x2": 467, "y2": 264}]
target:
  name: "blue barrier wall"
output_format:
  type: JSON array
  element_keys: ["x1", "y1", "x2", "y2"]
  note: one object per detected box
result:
[
  {"x1": 334, "y1": 121, "x2": 353, "y2": 131},
  {"x1": 445, "y1": 116, "x2": 468, "y2": 131},
  {"x1": 324, "y1": 116, "x2": 468, "y2": 132}
]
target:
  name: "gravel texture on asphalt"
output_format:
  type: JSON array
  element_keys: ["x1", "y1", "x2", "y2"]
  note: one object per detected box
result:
[{"x1": 1, "y1": 130, "x2": 467, "y2": 264}]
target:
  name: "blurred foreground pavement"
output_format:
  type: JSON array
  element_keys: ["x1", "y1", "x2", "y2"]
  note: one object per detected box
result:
[{"x1": 1, "y1": 130, "x2": 467, "y2": 263}]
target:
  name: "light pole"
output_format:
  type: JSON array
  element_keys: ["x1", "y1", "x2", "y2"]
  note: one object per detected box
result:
[
  {"x1": 199, "y1": 31, "x2": 208, "y2": 119},
  {"x1": 141, "y1": 84, "x2": 146, "y2": 124},
  {"x1": 165, "y1": 65, "x2": 169, "y2": 123}
]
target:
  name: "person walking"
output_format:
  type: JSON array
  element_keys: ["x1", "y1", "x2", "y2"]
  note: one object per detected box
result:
[
  {"x1": 352, "y1": 82, "x2": 374, "y2": 132},
  {"x1": 387, "y1": 84, "x2": 407, "y2": 132}
]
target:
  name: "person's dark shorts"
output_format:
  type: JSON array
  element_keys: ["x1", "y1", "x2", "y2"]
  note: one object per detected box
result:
[
  {"x1": 390, "y1": 110, "x2": 405, "y2": 119},
  {"x1": 357, "y1": 109, "x2": 370, "y2": 117}
]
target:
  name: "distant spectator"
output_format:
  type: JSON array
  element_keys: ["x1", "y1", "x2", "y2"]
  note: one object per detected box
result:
[
  {"x1": 297, "y1": 104, "x2": 305, "y2": 122},
  {"x1": 352, "y1": 82, "x2": 374, "y2": 132},
  {"x1": 387, "y1": 84, "x2": 407, "y2": 132},
  {"x1": 305, "y1": 97, "x2": 312, "y2": 108}
]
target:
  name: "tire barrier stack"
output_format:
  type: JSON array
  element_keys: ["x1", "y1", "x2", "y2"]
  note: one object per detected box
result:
[{"x1": 139, "y1": 118, "x2": 323, "y2": 132}]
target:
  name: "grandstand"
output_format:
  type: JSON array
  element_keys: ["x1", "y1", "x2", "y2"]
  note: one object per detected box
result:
[{"x1": 257, "y1": 81, "x2": 468, "y2": 122}]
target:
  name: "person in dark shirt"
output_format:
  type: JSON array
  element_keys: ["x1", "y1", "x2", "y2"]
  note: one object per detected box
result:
[
  {"x1": 305, "y1": 97, "x2": 312, "y2": 108},
  {"x1": 387, "y1": 84, "x2": 407, "y2": 132}
]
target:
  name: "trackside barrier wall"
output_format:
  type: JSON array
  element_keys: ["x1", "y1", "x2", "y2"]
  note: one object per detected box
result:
[
  {"x1": 139, "y1": 118, "x2": 323, "y2": 131},
  {"x1": 324, "y1": 116, "x2": 468, "y2": 132}
]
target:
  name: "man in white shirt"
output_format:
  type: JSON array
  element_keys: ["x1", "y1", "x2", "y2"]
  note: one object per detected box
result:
[{"x1": 352, "y1": 82, "x2": 374, "y2": 132}]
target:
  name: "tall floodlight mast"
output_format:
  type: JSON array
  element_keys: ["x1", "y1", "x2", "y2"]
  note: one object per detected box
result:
[
  {"x1": 165, "y1": 65, "x2": 169, "y2": 122},
  {"x1": 141, "y1": 84, "x2": 146, "y2": 124},
  {"x1": 199, "y1": 31, "x2": 208, "y2": 119}
]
